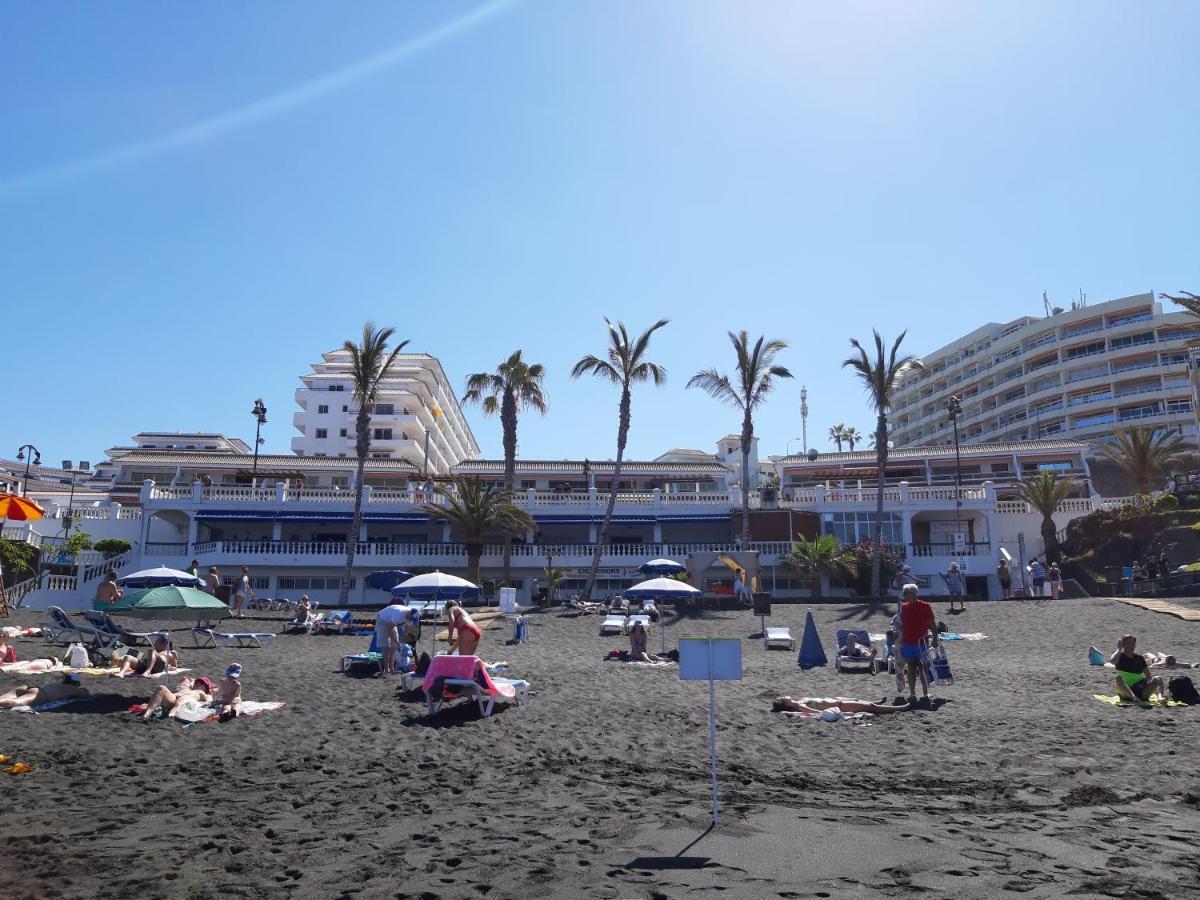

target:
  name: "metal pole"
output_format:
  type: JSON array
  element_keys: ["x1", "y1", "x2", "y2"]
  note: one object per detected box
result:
[
  {"x1": 800, "y1": 385, "x2": 809, "y2": 454},
  {"x1": 423, "y1": 430, "x2": 430, "y2": 478},
  {"x1": 253, "y1": 419, "x2": 261, "y2": 474},
  {"x1": 708, "y1": 667, "x2": 719, "y2": 826}
]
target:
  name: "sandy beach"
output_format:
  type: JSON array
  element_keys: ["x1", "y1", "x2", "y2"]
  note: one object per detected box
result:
[{"x1": 1, "y1": 597, "x2": 1199, "y2": 899}]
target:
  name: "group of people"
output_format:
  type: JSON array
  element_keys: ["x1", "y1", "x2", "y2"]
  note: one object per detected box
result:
[
  {"x1": 1131, "y1": 550, "x2": 1171, "y2": 583},
  {"x1": 995, "y1": 557, "x2": 1062, "y2": 599},
  {"x1": 141, "y1": 663, "x2": 243, "y2": 721},
  {"x1": 373, "y1": 598, "x2": 481, "y2": 674}
]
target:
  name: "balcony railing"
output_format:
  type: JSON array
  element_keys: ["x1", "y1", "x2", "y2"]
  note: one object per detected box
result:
[{"x1": 909, "y1": 541, "x2": 991, "y2": 557}]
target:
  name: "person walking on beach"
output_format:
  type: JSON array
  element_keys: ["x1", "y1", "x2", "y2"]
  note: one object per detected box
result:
[
  {"x1": 204, "y1": 566, "x2": 220, "y2": 595},
  {"x1": 232, "y1": 566, "x2": 254, "y2": 617},
  {"x1": 944, "y1": 562, "x2": 965, "y2": 610},
  {"x1": 1048, "y1": 563, "x2": 1063, "y2": 600},
  {"x1": 898, "y1": 584, "x2": 938, "y2": 704},
  {"x1": 997, "y1": 559, "x2": 1012, "y2": 600},
  {"x1": 1029, "y1": 558, "x2": 1047, "y2": 597}
]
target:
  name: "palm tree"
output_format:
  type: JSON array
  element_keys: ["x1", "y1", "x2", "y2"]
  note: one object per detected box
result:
[
  {"x1": 571, "y1": 318, "x2": 669, "y2": 600},
  {"x1": 339, "y1": 323, "x2": 408, "y2": 605},
  {"x1": 688, "y1": 331, "x2": 792, "y2": 550},
  {"x1": 1019, "y1": 472, "x2": 1076, "y2": 562},
  {"x1": 462, "y1": 350, "x2": 548, "y2": 587},
  {"x1": 843, "y1": 426, "x2": 861, "y2": 451},
  {"x1": 420, "y1": 476, "x2": 536, "y2": 585},
  {"x1": 828, "y1": 424, "x2": 846, "y2": 452},
  {"x1": 541, "y1": 567, "x2": 564, "y2": 605},
  {"x1": 843, "y1": 330, "x2": 924, "y2": 597},
  {"x1": 1161, "y1": 290, "x2": 1200, "y2": 326},
  {"x1": 783, "y1": 534, "x2": 857, "y2": 599},
  {"x1": 1096, "y1": 425, "x2": 1191, "y2": 495}
]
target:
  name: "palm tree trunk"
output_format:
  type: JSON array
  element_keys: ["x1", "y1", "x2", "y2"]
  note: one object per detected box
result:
[
  {"x1": 466, "y1": 543, "x2": 482, "y2": 586},
  {"x1": 871, "y1": 412, "x2": 888, "y2": 598},
  {"x1": 501, "y1": 389, "x2": 517, "y2": 587},
  {"x1": 1041, "y1": 515, "x2": 1057, "y2": 563},
  {"x1": 339, "y1": 409, "x2": 371, "y2": 605},
  {"x1": 740, "y1": 410, "x2": 753, "y2": 551},
  {"x1": 583, "y1": 387, "x2": 630, "y2": 601}
]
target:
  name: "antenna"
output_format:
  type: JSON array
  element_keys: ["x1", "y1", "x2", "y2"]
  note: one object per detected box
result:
[
  {"x1": 800, "y1": 385, "x2": 809, "y2": 453},
  {"x1": 1079, "y1": 289, "x2": 1087, "y2": 308},
  {"x1": 1043, "y1": 290, "x2": 1052, "y2": 318}
]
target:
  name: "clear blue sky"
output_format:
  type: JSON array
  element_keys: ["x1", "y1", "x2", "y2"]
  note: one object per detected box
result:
[{"x1": 3, "y1": 1, "x2": 1197, "y2": 466}]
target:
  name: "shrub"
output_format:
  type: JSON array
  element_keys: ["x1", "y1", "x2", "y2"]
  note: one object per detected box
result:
[
  {"x1": 1152, "y1": 493, "x2": 1180, "y2": 512},
  {"x1": 94, "y1": 538, "x2": 132, "y2": 557},
  {"x1": 847, "y1": 540, "x2": 906, "y2": 597}
]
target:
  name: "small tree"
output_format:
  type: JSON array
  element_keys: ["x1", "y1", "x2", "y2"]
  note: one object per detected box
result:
[
  {"x1": 94, "y1": 538, "x2": 132, "y2": 558},
  {"x1": 420, "y1": 477, "x2": 536, "y2": 585},
  {"x1": 1019, "y1": 472, "x2": 1076, "y2": 562},
  {"x1": 0, "y1": 538, "x2": 37, "y2": 582},
  {"x1": 783, "y1": 535, "x2": 857, "y2": 599},
  {"x1": 58, "y1": 532, "x2": 94, "y2": 560},
  {"x1": 541, "y1": 567, "x2": 564, "y2": 605}
]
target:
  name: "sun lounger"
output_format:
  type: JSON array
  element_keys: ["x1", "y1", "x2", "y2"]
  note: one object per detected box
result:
[
  {"x1": 314, "y1": 610, "x2": 354, "y2": 635},
  {"x1": 422, "y1": 655, "x2": 529, "y2": 718},
  {"x1": 763, "y1": 627, "x2": 795, "y2": 650},
  {"x1": 192, "y1": 627, "x2": 277, "y2": 649},
  {"x1": 599, "y1": 614, "x2": 628, "y2": 636},
  {"x1": 628, "y1": 614, "x2": 651, "y2": 632},
  {"x1": 834, "y1": 629, "x2": 877, "y2": 673},
  {"x1": 342, "y1": 633, "x2": 383, "y2": 673},
  {"x1": 38, "y1": 606, "x2": 83, "y2": 645},
  {"x1": 83, "y1": 611, "x2": 165, "y2": 649}
]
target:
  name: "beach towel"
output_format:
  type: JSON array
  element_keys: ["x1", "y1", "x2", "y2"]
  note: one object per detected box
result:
[
  {"x1": 940, "y1": 633, "x2": 987, "y2": 641},
  {"x1": 177, "y1": 700, "x2": 286, "y2": 725},
  {"x1": 4, "y1": 699, "x2": 82, "y2": 714},
  {"x1": 1092, "y1": 694, "x2": 1187, "y2": 708},
  {"x1": 780, "y1": 709, "x2": 873, "y2": 724}
]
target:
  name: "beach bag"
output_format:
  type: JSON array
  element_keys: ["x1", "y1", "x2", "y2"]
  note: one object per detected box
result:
[
  {"x1": 1168, "y1": 676, "x2": 1200, "y2": 706},
  {"x1": 66, "y1": 642, "x2": 90, "y2": 668},
  {"x1": 414, "y1": 652, "x2": 432, "y2": 676}
]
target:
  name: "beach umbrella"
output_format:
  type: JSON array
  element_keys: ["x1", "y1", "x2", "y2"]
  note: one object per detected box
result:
[
  {"x1": 365, "y1": 570, "x2": 416, "y2": 592},
  {"x1": 624, "y1": 577, "x2": 700, "y2": 600},
  {"x1": 117, "y1": 566, "x2": 205, "y2": 588},
  {"x1": 0, "y1": 493, "x2": 45, "y2": 521},
  {"x1": 638, "y1": 558, "x2": 687, "y2": 576},
  {"x1": 108, "y1": 585, "x2": 229, "y2": 622},
  {"x1": 390, "y1": 571, "x2": 482, "y2": 601}
]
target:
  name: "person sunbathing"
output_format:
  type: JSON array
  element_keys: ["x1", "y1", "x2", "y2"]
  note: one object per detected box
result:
[
  {"x1": 141, "y1": 675, "x2": 213, "y2": 720},
  {"x1": 0, "y1": 674, "x2": 89, "y2": 709},
  {"x1": 117, "y1": 636, "x2": 178, "y2": 677},
  {"x1": 0, "y1": 632, "x2": 16, "y2": 665},
  {"x1": 628, "y1": 621, "x2": 661, "y2": 663},
  {"x1": 0, "y1": 657, "x2": 63, "y2": 675},
  {"x1": 1110, "y1": 635, "x2": 1168, "y2": 703},
  {"x1": 772, "y1": 696, "x2": 910, "y2": 715},
  {"x1": 840, "y1": 633, "x2": 878, "y2": 661},
  {"x1": 216, "y1": 664, "x2": 243, "y2": 722}
]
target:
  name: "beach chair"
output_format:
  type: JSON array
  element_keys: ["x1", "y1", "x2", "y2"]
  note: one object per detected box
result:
[
  {"x1": 925, "y1": 641, "x2": 953, "y2": 686},
  {"x1": 38, "y1": 606, "x2": 81, "y2": 644},
  {"x1": 98, "y1": 613, "x2": 167, "y2": 648},
  {"x1": 834, "y1": 629, "x2": 877, "y2": 673},
  {"x1": 628, "y1": 614, "x2": 651, "y2": 633},
  {"x1": 422, "y1": 655, "x2": 529, "y2": 718},
  {"x1": 341, "y1": 633, "x2": 384, "y2": 673},
  {"x1": 314, "y1": 610, "x2": 354, "y2": 635},
  {"x1": 192, "y1": 627, "x2": 277, "y2": 649},
  {"x1": 599, "y1": 614, "x2": 627, "y2": 636},
  {"x1": 763, "y1": 627, "x2": 795, "y2": 650}
]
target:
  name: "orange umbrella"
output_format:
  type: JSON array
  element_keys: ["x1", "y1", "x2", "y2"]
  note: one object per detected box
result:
[{"x1": 0, "y1": 493, "x2": 44, "y2": 521}]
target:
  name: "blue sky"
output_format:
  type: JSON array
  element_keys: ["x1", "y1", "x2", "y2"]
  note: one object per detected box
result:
[{"x1": 3, "y1": 1, "x2": 1198, "y2": 466}]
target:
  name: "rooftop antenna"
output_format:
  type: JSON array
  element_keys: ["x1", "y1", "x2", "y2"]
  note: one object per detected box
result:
[
  {"x1": 1079, "y1": 289, "x2": 1087, "y2": 308},
  {"x1": 1043, "y1": 290, "x2": 1053, "y2": 317},
  {"x1": 800, "y1": 385, "x2": 809, "y2": 454}
]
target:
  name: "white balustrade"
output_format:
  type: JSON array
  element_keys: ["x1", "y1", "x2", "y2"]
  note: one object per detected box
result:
[
  {"x1": 117, "y1": 507, "x2": 143, "y2": 520},
  {"x1": 45, "y1": 574, "x2": 78, "y2": 591}
]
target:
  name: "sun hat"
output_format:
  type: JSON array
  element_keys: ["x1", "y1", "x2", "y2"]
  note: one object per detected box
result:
[{"x1": 225, "y1": 663, "x2": 242, "y2": 678}]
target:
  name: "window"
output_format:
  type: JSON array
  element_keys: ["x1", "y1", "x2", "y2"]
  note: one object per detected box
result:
[
  {"x1": 328, "y1": 385, "x2": 345, "y2": 392},
  {"x1": 373, "y1": 428, "x2": 392, "y2": 440},
  {"x1": 315, "y1": 428, "x2": 328, "y2": 439},
  {"x1": 824, "y1": 512, "x2": 903, "y2": 545},
  {"x1": 342, "y1": 405, "x2": 349, "y2": 413},
  {"x1": 318, "y1": 404, "x2": 329, "y2": 414},
  {"x1": 339, "y1": 428, "x2": 347, "y2": 437},
  {"x1": 277, "y1": 576, "x2": 354, "y2": 591},
  {"x1": 331, "y1": 476, "x2": 349, "y2": 488},
  {"x1": 374, "y1": 403, "x2": 394, "y2": 415}
]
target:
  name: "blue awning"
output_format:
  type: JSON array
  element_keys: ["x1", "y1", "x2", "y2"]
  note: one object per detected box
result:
[{"x1": 195, "y1": 511, "x2": 429, "y2": 524}]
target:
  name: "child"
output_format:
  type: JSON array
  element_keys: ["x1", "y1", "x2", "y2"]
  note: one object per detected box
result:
[{"x1": 218, "y1": 663, "x2": 243, "y2": 722}]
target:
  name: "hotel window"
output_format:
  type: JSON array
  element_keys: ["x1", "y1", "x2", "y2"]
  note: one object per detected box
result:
[
  {"x1": 318, "y1": 404, "x2": 329, "y2": 414},
  {"x1": 374, "y1": 403, "x2": 394, "y2": 415},
  {"x1": 315, "y1": 428, "x2": 328, "y2": 439},
  {"x1": 339, "y1": 429, "x2": 347, "y2": 438},
  {"x1": 342, "y1": 405, "x2": 349, "y2": 413},
  {"x1": 824, "y1": 512, "x2": 903, "y2": 545},
  {"x1": 373, "y1": 428, "x2": 392, "y2": 440}
]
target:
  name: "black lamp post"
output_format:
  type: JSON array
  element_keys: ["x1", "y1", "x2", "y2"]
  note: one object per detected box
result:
[
  {"x1": 945, "y1": 395, "x2": 964, "y2": 553},
  {"x1": 251, "y1": 399, "x2": 268, "y2": 475},
  {"x1": 15, "y1": 444, "x2": 41, "y2": 497}
]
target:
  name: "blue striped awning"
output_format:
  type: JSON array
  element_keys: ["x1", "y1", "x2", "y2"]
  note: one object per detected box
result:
[{"x1": 195, "y1": 511, "x2": 429, "y2": 523}]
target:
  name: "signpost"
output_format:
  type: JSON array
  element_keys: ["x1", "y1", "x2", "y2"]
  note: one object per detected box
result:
[{"x1": 678, "y1": 638, "x2": 743, "y2": 825}]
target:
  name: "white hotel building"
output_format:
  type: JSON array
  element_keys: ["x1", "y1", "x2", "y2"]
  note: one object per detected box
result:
[{"x1": 890, "y1": 292, "x2": 1200, "y2": 448}]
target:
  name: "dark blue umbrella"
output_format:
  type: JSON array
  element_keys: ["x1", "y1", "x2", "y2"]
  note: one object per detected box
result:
[
  {"x1": 365, "y1": 570, "x2": 415, "y2": 592},
  {"x1": 638, "y1": 558, "x2": 687, "y2": 576}
]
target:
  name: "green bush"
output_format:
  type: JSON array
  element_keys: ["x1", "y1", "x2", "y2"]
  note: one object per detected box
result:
[
  {"x1": 1152, "y1": 493, "x2": 1180, "y2": 512},
  {"x1": 94, "y1": 538, "x2": 132, "y2": 557}
]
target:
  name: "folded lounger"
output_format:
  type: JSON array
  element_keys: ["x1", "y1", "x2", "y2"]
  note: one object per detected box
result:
[
  {"x1": 599, "y1": 614, "x2": 628, "y2": 636},
  {"x1": 763, "y1": 626, "x2": 795, "y2": 650},
  {"x1": 193, "y1": 627, "x2": 277, "y2": 649},
  {"x1": 422, "y1": 654, "x2": 529, "y2": 718},
  {"x1": 834, "y1": 629, "x2": 876, "y2": 673}
]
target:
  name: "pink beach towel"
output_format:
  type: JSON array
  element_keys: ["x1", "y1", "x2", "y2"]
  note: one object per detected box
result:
[{"x1": 422, "y1": 655, "x2": 516, "y2": 700}]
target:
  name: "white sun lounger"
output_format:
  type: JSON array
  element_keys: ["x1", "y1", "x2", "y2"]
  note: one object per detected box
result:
[
  {"x1": 763, "y1": 627, "x2": 795, "y2": 650},
  {"x1": 422, "y1": 656, "x2": 529, "y2": 718},
  {"x1": 193, "y1": 627, "x2": 277, "y2": 649},
  {"x1": 599, "y1": 615, "x2": 628, "y2": 636},
  {"x1": 627, "y1": 614, "x2": 651, "y2": 633}
]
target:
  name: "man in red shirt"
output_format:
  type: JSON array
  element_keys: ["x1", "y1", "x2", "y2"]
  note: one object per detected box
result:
[{"x1": 898, "y1": 584, "x2": 938, "y2": 703}]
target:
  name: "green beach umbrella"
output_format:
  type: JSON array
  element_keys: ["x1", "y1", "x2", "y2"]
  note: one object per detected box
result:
[{"x1": 108, "y1": 585, "x2": 230, "y2": 622}]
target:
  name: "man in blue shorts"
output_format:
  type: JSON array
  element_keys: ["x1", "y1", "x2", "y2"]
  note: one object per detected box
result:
[{"x1": 899, "y1": 584, "x2": 938, "y2": 704}]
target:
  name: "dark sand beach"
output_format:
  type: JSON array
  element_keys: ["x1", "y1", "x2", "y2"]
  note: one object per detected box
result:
[{"x1": 2, "y1": 597, "x2": 1199, "y2": 899}]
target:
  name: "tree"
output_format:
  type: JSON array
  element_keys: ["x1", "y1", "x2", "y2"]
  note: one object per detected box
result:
[
  {"x1": 571, "y1": 318, "x2": 669, "y2": 600},
  {"x1": 783, "y1": 534, "x2": 857, "y2": 599},
  {"x1": 1019, "y1": 472, "x2": 1077, "y2": 562},
  {"x1": 462, "y1": 350, "x2": 548, "y2": 588},
  {"x1": 828, "y1": 424, "x2": 846, "y2": 452},
  {"x1": 843, "y1": 330, "x2": 924, "y2": 597},
  {"x1": 421, "y1": 476, "x2": 536, "y2": 585},
  {"x1": 1096, "y1": 425, "x2": 1192, "y2": 495},
  {"x1": 1161, "y1": 290, "x2": 1200, "y2": 327},
  {"x1": 0, "y1": 538, "x2": 36, "y2": 583},
  {"x1": 843, "y1": 427, "x2": 861, "y2": 451},
  {"x1": 688, "y1": 331, "x2": 792, "y2": 550},
  {"x1": 339, "y1": 323, "x2": 409, "y2": 605},
  {"x1": 541, "y1": 567, "x2": 564, "y2": 605},
  {"x1": 94, "y1": 538, "x2": 132, "y2": 558}
]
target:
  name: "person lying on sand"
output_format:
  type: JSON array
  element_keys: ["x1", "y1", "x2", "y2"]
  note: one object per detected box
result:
[
  {"x1": 217, "y1": 664, "x2": 243, "y2": 722},
  {"x1": 1110, "y1": 635, "x2": 1168, "y2": 703},
  {"x1": 628, "y1": 621, "x2": 661, "y2": 663},
  {"x1": 117, "y1": 636, "x2": 178, "y2": 677},
  {"x1": 772, "y1": 696, "x2": 909, "y2": 715},
  {"x1": 0, "y1": 674, "x2": 89, "y2": 708},
  {"x1": 0, "y1": 657, "x2": 63, "y2": 675},
  {"x1": 142, "y1": 675, "x2": 213, "y2": 720},
  {"x1": 840, "y1": 632, "x2": 877, "y2": 661}
]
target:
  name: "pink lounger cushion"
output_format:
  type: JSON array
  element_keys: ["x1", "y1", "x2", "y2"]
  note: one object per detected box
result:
[{"x1": 422, "y1": 655, "x2": 516, "y2": 699}]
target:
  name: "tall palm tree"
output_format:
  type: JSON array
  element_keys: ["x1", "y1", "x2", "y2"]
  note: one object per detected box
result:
[
  {"x1": 1161, "y1": 290, "x2": 1200, "y2": 325},
  {"x1": 1096, "y1": 425, "x2": 1191, "y2": 495},
  {"x1": 339, "y1": 323, "x2": 408, "y2": 605},
  {"x1": 462, "y1": 350, "x2": 548, "y2": 587},
  {"x1": 421, "y1": 476, "x2": 536, "y2": 585},
  {"x1": 828, "y1": 424, "x2": 846, "y2": 452},
  {"x1": 688, "y1": 331, "x2": 792, "y2": 550},
  {"x1": 571, "y1": 317, "x2": 669, "y2": 600},
  {"x1": 843, "y1": 426, "x2": 861, "y2": 451},
  {"x1": 1019, "y1": 472, "x2": 1076, "y2": 562},
  {"x1": 783, "y1": 534, "x2": 857, "y2": 599},
  {"x1": 843, "y1": 330, "x2": 924, "y2": 597}
]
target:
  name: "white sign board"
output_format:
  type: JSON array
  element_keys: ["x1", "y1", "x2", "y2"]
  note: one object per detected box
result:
[
  {"x1": 498, "y1": 587, "x2": 517, "y2": 614},
  {"x1": 953, "y1": 533, "x2": 967, "y2": 554},
  {"x1": 679, "y1": 638, "x2": 743, "y2": 681}
]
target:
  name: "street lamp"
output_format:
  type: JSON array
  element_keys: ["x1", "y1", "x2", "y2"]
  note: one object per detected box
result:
[
  {"x1": 62, "y1": 467, "x2": 85, "y2": 535},
  {"x1": 945, "y1": 395, "x2": 964, "y2": 553},
  {"x1": 784, "y1": 437, "x2": 804, "y2": 457},
  {"x1": 250, "y1": 399, "x2": 268, "y2": 475},
  {"x1": 15, "y1": 445, "x2": 41, "y2": 497}
]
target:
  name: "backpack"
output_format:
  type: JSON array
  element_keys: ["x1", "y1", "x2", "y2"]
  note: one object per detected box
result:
[{"x1": 1168, "y1": 676, "x2": 1200, "y2": 706}]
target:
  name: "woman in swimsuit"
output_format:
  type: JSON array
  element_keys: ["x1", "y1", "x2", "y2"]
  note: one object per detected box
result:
[
  {"x1": 628, "y1": 621, "x2": 661, "y2": 663},
  {"x1": 0, "y1": 674, "x2": 88, "y2": 708},
  {"x1": 444, "y1": 600, "x2": 482, "y2": 656},
  {"x1": 118, "y1": 636, "x2": 178, "y2": 677},
  {"x1": 142, "y1": 675, "x2": 213, "y2": 720}
]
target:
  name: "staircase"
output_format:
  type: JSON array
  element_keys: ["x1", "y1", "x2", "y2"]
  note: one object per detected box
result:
[{"x1": 16, "y1": 549, "x2": 137, "y2": 612}]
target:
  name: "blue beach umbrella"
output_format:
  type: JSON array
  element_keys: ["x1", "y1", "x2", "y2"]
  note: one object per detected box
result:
[
  {"x1": 365, "y1": 570, "x2": 415, "y2": 592},
  {"x1": 117, "y1": 567, "x2": 205, "y2": 589},
  {"x1": 638, "y1": 558, "x2": 687, "y2": 576}
]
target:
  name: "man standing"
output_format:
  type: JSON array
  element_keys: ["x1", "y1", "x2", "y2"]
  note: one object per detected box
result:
[
  {"x1": 232, "y1": 565, "x2": 254, "y2": 617},
  {"x1": 1029, "y1": 558, "x2": 1047, "y2": 597},
  {"x1": 374, "y1": 599, "x2": 411, "y2": 675},
  {"x1": 898, "y1": 584, "x2": 938, "y2": 704},
  {"x1": 996, "y1": 559, "x2": 1012, "y2": 600}
]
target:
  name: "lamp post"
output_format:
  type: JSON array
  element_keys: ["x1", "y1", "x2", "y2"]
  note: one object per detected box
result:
[
  {"x1": 945, "y1": 395, "x2": 964, "y2": 554},
  {"x1": 15, "y1": 445, "x2": 41, "y2": 497},
  {"x1": 785, "y1": 436, "x2": 804, "y2": 457},
  {"x1": 251, "y1": 399, "x2": 267, "y2": 475},
  {"x1": 63, "y1": 468, "x2": 84, "y2": 535},
  {"x1": 422, "y1": 406, "x2": 443, "y2": 476}
]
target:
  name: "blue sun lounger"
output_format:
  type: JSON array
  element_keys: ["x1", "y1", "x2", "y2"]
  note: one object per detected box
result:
[{"x1": 341, "y1": 633, "x2": 383, "y2": 673}]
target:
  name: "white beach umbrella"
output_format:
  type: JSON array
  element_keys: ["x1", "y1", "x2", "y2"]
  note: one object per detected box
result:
[{"x1": 117, "y1": 566, "x2": 205, "y2": 588}]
